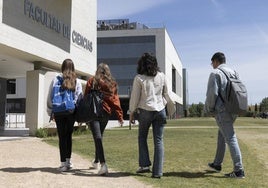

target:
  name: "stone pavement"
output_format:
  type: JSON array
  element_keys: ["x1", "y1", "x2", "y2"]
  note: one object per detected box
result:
[{"x1": 0, "y1": 136, "x2": 151, "y2": 188}]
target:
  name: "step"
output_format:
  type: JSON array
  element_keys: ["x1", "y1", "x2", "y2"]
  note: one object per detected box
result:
[{"x1": 0, "y1": 127, "x2": 29, "y2": 136}]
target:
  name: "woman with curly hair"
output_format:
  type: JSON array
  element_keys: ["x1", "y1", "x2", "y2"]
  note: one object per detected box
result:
[
  {"x1": 85, "y1": 63, "x2": 124, "y2": 175},
  {"x1": 129, "y1": 53, "x2": 170, "y2": 179}
]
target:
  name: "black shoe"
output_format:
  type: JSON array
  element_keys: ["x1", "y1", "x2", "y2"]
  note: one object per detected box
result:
[
  {"x1": 136, "y1": 166, "x2": 150, "y2": 173},
  {"x1": 151, "y1": 175, "x2": 161, "y2": 179},
  {"x1": 225, "y1": 169, "x2": 245, "y2": 178},
  {"x1": 208, "y1": 163, "x2": 222, "y2": 172}
]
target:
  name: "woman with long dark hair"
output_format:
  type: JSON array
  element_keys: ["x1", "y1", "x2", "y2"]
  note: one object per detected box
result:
[
  {"x1": 85, "y1": 63, "x2": 124, "y2": 175},
  {"x1": 129, "y1": 53, "x2": 169, "y2": 178}
]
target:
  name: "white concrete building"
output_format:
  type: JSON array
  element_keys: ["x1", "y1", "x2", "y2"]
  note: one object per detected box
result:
[
  {"x1": 97, "y1": 19, "x2": 184, "y2": 118},
  {"x1": 0, "y1": 0, "x2": 97, "y2": 135}
]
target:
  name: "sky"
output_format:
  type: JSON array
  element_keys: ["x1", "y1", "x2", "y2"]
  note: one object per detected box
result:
[{"x1": 97, "y1": 0, "x2": 268, "y2": 105}]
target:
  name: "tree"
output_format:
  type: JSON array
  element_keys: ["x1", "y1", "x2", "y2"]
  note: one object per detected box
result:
[
  {"x1": 188, "y1": 102, "x2": 204, "y2": 117},
  {"x1": 259, "y1": 97, "x2": 268, "y2": 112},
  {"x1": 254, "y1": 103, "x2": 258, "y2": 112}
]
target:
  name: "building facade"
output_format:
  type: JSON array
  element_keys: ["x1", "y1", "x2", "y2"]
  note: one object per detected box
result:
[
  {"x1": 0, "y1": 0, "x2": 97, "y2": 135},
  {"x1": 97, "y1": 19, "x2": 184, "y2": 118}
]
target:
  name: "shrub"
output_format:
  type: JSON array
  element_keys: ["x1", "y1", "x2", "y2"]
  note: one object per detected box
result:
[{"x1": 35, "y1": 128, "x2": 48, "y2": 138}]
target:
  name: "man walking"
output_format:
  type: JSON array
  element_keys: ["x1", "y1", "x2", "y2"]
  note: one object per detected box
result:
[{"x1": 205, "y1": 52, "x2": 245, "y2": 178}]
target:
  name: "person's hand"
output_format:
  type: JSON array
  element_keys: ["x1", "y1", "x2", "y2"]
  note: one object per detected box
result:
[
  {"x1": 129, "y1": 113, "x2": 135, "y2": 125},
  {"x1": 119, "y1": 120, "x2": 124, "y2": 127}
]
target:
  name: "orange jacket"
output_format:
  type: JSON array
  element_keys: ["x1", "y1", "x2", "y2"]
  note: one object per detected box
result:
[{"x1": 85, "y1": 77, "x2": 123, "y2": 122}]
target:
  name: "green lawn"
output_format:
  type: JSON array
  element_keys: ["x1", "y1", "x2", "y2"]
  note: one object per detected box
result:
[{"x1": 44, "y1": 117, "x2": 268, "y2": 188}]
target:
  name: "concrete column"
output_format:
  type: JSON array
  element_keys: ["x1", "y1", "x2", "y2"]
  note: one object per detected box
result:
[{"x1": 26, "y1": 70, "x2": 45, "y2": 135}]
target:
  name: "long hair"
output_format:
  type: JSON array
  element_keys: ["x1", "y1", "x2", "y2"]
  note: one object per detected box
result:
[
  {"x1": 61, "y1": 59, "x2": 76, "y2": 91},
  {"x1": 94, "y1": 63, "x2": 116, "y2": 93},
  {"x1": 137, "y1": 53, "x2": 159, "y2": 76}
]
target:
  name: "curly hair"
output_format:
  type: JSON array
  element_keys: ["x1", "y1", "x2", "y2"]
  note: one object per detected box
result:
[
  {"x1": 61, "y1": 59, "x2": 77, "y2": 91},
  {"x1": 137, "y1": 53, "x2": 159, "y2": 76}
]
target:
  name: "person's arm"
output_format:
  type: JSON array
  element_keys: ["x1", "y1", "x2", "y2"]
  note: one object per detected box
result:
[
  {"x1": 85, "y1": 77, "x2": 93, "y2": 95},
  {"x1": 74, "y1": 79, "x2": 83, "y2": 103},
  {"x1": 112, "y1": 86, "x2": 124, "y2": 125},
  {"x1": 129, "y1": 76, "x2": 141, "y2": 124},
  {"x1": 205, "y1": 72, "x2": 219, "y2": 113}
]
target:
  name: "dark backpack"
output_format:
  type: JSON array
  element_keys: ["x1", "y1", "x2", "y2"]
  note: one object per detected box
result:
[
  {"x1": 218, "y1": 68, "x2": 248, "y2": 114},
  {"x1": 51, "y1": 76, "x2": 75, "y2": 116},
  {"x1": 75, "y1": 90, "x2": 103, "y2": 123}
]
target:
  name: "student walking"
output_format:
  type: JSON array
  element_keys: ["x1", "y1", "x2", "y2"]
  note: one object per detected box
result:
[
  {"x1": 47, "y1": 59, "x2": 82, "y2": 172},
  {"x1": 85, "y1": 63, "x2": 124, "y2": 176},
  {"x1": 205, "y1": 52, "x2": 245, "y2": 178},
  {"x1": 129, "y1": 53, "x2": 170, "y2": 179}
]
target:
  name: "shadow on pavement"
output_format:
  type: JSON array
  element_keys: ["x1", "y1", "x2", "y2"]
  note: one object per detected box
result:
[
  {"x1": 0, "y1": 167, "x2": 59, "y2": 174},
  {"x1": 0, "y1": 167, "x2": 133, "y2": 178}
]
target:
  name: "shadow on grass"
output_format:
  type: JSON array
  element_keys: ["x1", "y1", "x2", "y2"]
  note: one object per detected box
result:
[
  {"x1": 73, "y1": 169, "x2": 132, "y2": 178},
  {"x1": 163, "y1": 170, "x2": 225, "y2": 178}
]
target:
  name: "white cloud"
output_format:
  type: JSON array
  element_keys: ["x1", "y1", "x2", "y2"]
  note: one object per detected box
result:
[
  {"x1": 97, "y1": 0, "x2": 174, "y2": 19},
  {"x1": 255, "y1": 24, "x2": 268, "y2": 44}
]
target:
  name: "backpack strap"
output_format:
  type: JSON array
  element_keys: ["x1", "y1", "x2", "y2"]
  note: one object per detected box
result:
[
  {"x1": 218, "y1": 68, "x2": 230, "y2": 81},
  {"x1": 217, "y1": 68, "x2": 229, "y2": 103}
]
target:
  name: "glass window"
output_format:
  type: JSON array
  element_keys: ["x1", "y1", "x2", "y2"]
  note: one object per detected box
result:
[
  {"x1": 7, "y1": 79, "x2": 16, "y2": 94},
  {"x1": 6, "y1": 99, "x2": 26, "y2": 113}
]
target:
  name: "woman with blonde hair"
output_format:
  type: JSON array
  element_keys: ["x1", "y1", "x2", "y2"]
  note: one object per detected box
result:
[{"x1": 85, "y1": 63, "x2": 124, "y2": 175}]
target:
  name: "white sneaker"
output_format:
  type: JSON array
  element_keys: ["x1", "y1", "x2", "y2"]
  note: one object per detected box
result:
[
  {"x1": 58, "y1": 165, "x2": 68, "y2": 172},
  {"x1": 66, "y1": 158, "x2": 73, "y2": 170},
  {"x1": 66, "y1": 162, "x2": 73, "y2": 170},
  {"x1": 91, "y1": 160, "x2": 99, "y2": 169},
  {"x1": 98, "y1": 163, "x2": 108, "y2": 175}
]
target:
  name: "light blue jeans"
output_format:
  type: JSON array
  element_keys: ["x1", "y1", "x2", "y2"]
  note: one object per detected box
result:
[
  {"x1": 214, "y1": 111, "x2": 243, "y2": 171},
  {"x1": 137, "y1": 108, "x2": 166, "y2": 177}
]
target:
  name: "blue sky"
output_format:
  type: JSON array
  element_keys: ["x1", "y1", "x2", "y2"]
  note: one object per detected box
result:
[{"x1": 97, "y1": 0, "x2": 268, "y2": 105}]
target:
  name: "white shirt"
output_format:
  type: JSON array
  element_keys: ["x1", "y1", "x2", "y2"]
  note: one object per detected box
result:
[{"x1": 129, "y1": 72, "x2": 168, "y2": 112}]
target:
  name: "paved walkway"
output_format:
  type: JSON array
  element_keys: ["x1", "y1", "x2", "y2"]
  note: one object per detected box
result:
[{"x1": 0, "y1": 136, "x2": 151, "y2": 188}]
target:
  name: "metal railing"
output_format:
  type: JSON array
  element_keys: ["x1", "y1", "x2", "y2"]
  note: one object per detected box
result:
[{"x1": 5, "y1": 113, "x2": 26, "y2": 128}]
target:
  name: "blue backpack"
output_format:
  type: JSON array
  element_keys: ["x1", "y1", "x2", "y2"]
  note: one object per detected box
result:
[{"x1": 52, "y1": 76, "x2": 75, "y2": 116}]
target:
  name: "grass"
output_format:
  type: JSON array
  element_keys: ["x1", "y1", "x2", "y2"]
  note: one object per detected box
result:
[{"x1": 44, "y1": 117, "x2": 268, "y2": 188}]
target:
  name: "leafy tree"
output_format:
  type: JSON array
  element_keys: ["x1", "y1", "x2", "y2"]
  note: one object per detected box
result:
[
  {"x1": 188, "y1": 102, "x2": 204, "y2": 117},
  {"x1": 259, "y1": 97, "x2": 268, "y2": 112},
  {"x1": 254, "y1": 103, "x2": 258, "y2": 112}
]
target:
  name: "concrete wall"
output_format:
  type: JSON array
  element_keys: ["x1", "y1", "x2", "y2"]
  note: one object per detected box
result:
[
  {"x1": 164, "y1": 30, "x2": 183, "y2": 104},
  {"x1": 7, "y1": 78, "x2": 26, "y2": 99}
]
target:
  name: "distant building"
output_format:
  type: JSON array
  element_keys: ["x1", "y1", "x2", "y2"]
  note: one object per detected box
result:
[{"x1": 97, "y1": 19, "x2": 186, "y2": 118}]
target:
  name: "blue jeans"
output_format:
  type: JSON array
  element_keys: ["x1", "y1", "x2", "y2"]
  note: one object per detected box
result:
[
  {"x1": 137, "y1": 108, "x2": 166, "y2": 177},
  {"x1": 214, "y1": 111, "x2": 243, "y2": 171}
]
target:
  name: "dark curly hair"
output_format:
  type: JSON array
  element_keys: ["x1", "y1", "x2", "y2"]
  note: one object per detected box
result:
[{"x1": 137, "y1": 53, "x2": 159, "y2": 76}]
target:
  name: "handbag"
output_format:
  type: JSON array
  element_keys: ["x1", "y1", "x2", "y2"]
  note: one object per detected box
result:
[
  {"x1": 75, "y1": 89, "x2": 104, "y2": 123},
  {"x1": 163, "y1": 92, "x2": 176, "y2": 116}
]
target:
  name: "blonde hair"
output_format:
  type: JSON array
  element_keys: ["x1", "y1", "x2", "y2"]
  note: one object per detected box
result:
[{"x1": 94, "y1": 63, "x2": 116, "y2": 93}]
